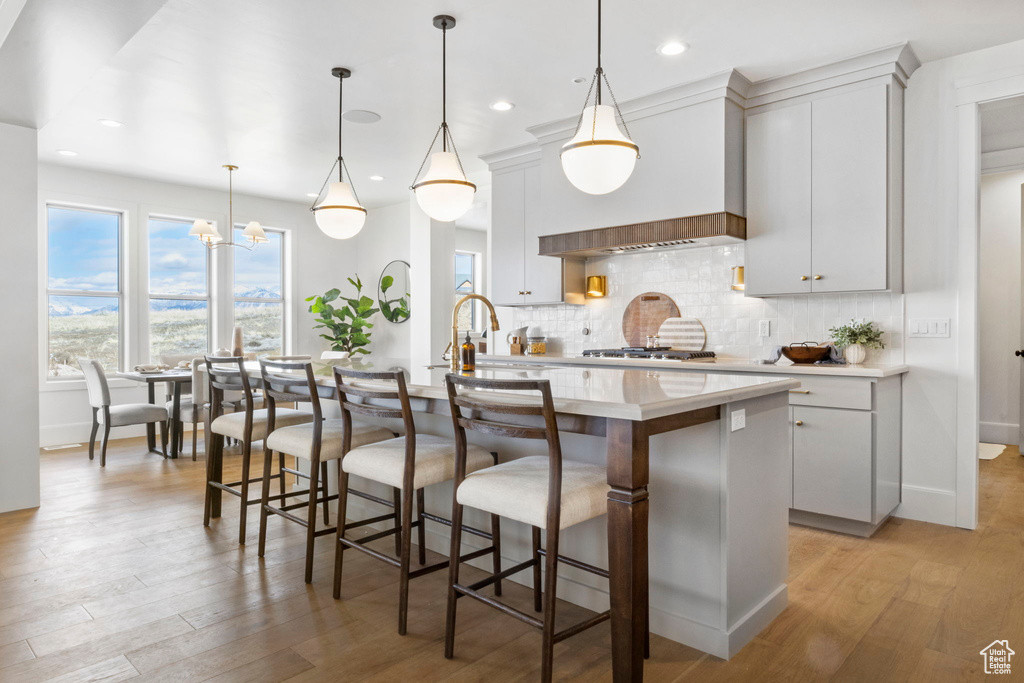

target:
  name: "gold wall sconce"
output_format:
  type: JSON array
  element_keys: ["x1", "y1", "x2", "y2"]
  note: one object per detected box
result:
[
  {"x1": 586, "y1": 275, "x2": 607, "y2": 298},
  {"x1": 731, "y1": 266, "x2": 745, "y2": 291}
]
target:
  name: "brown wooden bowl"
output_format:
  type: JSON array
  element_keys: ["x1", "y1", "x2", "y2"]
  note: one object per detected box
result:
[{"x1": 780, "y1": 344, "x2": 831, "y2": 364}]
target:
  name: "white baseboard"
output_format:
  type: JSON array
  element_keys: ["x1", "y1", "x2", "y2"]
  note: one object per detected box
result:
[
  {"x1": 40, "y1": 421, "x2": 194, "y2": 448},
  {"x1": 893, "y1": 484, "x2": 957, "y2": 527},
  {"x1": 980, "y1": 421, "x2": 1019, "y2": 446}
]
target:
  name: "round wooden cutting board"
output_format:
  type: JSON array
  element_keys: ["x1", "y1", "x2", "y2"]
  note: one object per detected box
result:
[{"x1": 621, "y1": 292, "x2": 680, "y2": 347}]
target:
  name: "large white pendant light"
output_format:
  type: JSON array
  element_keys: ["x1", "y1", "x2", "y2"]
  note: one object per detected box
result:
[
  {"x1": 311, "y1": 67, "x2": 367, "y2": 240},
  {"x1": 410, "y1": 15, "x2": 476, "y2": 222},
  {"x1": 561, "y1": 0, "x2": 640, "y2": 195}
]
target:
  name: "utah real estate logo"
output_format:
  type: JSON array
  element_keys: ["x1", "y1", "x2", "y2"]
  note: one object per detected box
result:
[{"x1": 980, "y1": 640, "x2": 1015, "y2": 675}]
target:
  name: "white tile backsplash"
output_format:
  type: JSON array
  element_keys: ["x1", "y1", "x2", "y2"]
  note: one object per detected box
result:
[{"x1": 512, "y1": 244, "x2": 904, "y2": 363}]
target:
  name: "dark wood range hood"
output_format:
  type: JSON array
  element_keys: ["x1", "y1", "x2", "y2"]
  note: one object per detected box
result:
[{"x1": 538, "y1": 211, "x2": 746, "y2": 258}]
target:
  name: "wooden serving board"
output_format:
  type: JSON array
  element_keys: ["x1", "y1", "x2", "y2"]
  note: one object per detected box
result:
[
  {"x1": 621, "y1": 292, "x2": 680, "y2": 347},
  {"x1": 657, "y1": 317, "x2": 707, "y2": 351}
]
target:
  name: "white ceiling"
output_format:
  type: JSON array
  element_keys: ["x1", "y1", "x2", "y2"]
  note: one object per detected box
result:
[
  {"x1": 4, "y1": 0, "x2": 1024, "y2": 208},
  {"x1": 981, "y1": 95, "x2": 1024, "y2": 154}
]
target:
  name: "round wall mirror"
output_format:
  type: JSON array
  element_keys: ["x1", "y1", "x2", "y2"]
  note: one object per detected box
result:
[{"x1": 377, "y1": 260, "x2": 411, "y2": 324}]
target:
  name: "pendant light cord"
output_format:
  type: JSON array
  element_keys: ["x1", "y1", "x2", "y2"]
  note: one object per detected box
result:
[
  {"x1": 228, "y1": 167, "x2": 233, "y2": 243},
  {"x1": 596, "y1": 0, "x2": 602, "y2": 105},
  {"x1": 337, "y1": 73, "x2": 344, "y2": 180},
  {"x1": 441, "y1": 18, "x2": 448, "y2": 152}
]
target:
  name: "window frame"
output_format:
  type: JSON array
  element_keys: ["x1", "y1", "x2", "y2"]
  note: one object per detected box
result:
[
  {"x1": 43, "y1": 202, "x2": 127, "y2": 381},
  {"x1": 146, "y1": 214, "x2": 214, "y2": 361},
  {"x1": 455, "y1": 250, "x2": 480, "y2": 333},
  {"x1": 232, "y1": 225, "x2": 287, "y2": 355}
]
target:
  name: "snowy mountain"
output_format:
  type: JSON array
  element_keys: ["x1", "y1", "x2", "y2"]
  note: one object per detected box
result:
[{"x1": 48, "y1": 287, "x2": 281, "y2": 316}]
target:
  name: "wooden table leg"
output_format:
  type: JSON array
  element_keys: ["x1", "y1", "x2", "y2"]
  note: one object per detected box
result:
[
  {"x1": 606, "y1": 418, "x2": 649, "y2": 683},
  {"x1": 169, "y1": 382, "x2": 182, "y2": 459},
  {"x1": 146, "y1": 382, "x2": 157, "y2": 452},
  {"x1": 211, "y1": 432, "x2": 223, "y2": 518}
]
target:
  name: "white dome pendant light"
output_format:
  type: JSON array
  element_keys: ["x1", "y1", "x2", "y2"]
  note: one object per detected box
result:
[
  {"x1": 311, "y1": 67, "x2": 367, "y2": 239},
  {"x1": 561, "y1": 0, "x2": 640, "y2": 195},
  {"x1": 410, "y1": 15, "x2": 476, "y2": 222}
]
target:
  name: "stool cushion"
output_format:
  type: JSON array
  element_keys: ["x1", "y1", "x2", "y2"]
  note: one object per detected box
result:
[
  {"x1": 211, "y1": 408, "x2": 312, "y2": 442},
  {"x1": 266, "y1": 419, "x2": 394, "y2": 461},
  {"x1": 342, "y1": 435, "x2": 493, "y2": 490},
  {"x1": 456, "y1": 456, "x2": 609, "y2": 530},
  {"x1": 100, "y1": 403, "x2": 169, "y2": 427}
]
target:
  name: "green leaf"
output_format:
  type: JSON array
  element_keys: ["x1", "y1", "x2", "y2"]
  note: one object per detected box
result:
[
  {"x1": 323, "y1": 288, "x2": 340, "y2": 303},
  {"x1": 304, "y1": 295, "x2": 316, "y2": 302}
]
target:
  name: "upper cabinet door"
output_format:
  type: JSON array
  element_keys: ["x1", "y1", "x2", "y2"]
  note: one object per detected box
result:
[
  {"x1": 523, "y1": 164, "x2": 562, "y2": 304},
  {"x1": 810, "y1": 84, "x2": 889, "y2": 292},
  {"x1": 490, "y1": 168, "x2": 526, "y2": 306},
  {"x1": 744, "y1": 102, "x2": 813, "y2": 296}
]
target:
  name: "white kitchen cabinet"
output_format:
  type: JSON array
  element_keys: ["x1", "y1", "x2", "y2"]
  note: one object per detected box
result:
[
  {"x1": 792, "y1": 406, "x2": 873, "y2": 522},
  {"x1": 745, "y1": 80, "x2": 902, "y2": 296},
  {"x1": 488, "y1": 154, "x2": 584, "y2": 307},
  {"x1": 744, "y1": 103, "x2": 812, "y2": 296},
  {"x1": 787, "y1": 374, "x2": 902, "y2": 536}
]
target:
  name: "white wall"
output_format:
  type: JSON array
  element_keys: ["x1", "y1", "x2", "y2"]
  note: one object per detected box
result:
[
  {"x1": 900, "y1": 37, "x2": 1024, "y2": 526},
  {"x1": 979, "y1": 170, "x2": 1023, "y2": 445},
  {"x1": 1, "y1": 123, "x2": 40, "y2": 513},
  {"x1": 37, "y1": 164, "x2": 358, "y2": 446}
]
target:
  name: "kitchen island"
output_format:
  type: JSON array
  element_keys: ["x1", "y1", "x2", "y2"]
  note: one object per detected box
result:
[{"x1": 207, "y1": 359, "x2": 798, "y2": 678}]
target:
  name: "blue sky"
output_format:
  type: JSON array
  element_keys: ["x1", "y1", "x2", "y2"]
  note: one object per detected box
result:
[{"x1": 48, "y1": 207, "x2": 281, "y2": 301}]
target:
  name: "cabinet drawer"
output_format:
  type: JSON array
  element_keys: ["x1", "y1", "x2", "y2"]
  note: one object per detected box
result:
[
  {"x1": 792, "y1": 406, "x2": 873, "y2": 522},
  {"x1": 787, "y1": 376, "x2": 872, "y2": 410}
]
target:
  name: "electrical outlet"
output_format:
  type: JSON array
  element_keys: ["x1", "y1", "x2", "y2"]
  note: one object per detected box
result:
[
  {"x1": 758, "y1": 320, "x2": 770, "y2": 337},
  {"x1": 731, "y1": 409, "x2": 746, "y2": 432}
]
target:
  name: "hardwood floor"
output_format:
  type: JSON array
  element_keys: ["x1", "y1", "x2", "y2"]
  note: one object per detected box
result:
[{"x1": 1, "y1": 439, "x2": 1021, "y2": 681}]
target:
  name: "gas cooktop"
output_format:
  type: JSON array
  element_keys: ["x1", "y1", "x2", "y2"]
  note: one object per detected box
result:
[{"x1": 582, "y1": 348, "x2": 716, "y2": 361}]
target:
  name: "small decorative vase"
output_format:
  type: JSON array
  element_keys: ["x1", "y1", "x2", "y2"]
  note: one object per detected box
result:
[
  {"x1": 844, "y1": 343, "x2": 867, "y2": 364},
  {"x1": 231, "y1": 327, "x2": 243, "y2": 357}
]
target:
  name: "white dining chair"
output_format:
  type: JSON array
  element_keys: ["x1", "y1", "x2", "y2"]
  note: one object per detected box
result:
[{"x1": 78, "y1": 359, "x2": 170, "y2": 467}]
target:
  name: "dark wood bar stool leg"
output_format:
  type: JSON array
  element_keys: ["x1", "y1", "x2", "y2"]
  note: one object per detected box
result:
[
  {"x1": 278, "y1": 453, "x2": 286, "y2": 496},
  {"x1": 257, "y1": 444, "x2": 274, "y2": 558},
  {"x1": 540, "y1": 526, "x2": 560, "y2": 683},
  {"x1": 320, "y1": 461, "x2": 331, "y2": 525},
  {"x1": 443, "y1": 491, "x2": 466, "y2": 659},
  {"x1": 491, "y1": 514, "x2": 503, "y2": 596},
  {"x1": 397, "y1": 485, "x2": 414, "y2": 636},
  {"x1": 333, "y1": 466, "x2": 351, "y2": 599},
  {"x1": 238, "y1": 437, "x2": 253, "y2": 544},
  {"x1": 416, "y1": 488, "x2": 427, "y2": 566},
  {"x1": 392, "y1": 487, "x2": 403, "y2": 556},
  {"x1": 532, "y1": 526, "x2": 543, "y2": 612}
]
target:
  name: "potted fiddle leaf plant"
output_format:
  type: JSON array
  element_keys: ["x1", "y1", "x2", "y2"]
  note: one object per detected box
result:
[
  {"x1": 828, "y1": 319, "x2": 885, "y2": 364},
  {"x1": 305, "y1": 275, "x2": 379, "y2": 356}
]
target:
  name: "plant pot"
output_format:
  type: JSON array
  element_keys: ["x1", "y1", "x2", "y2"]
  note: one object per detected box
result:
[{"x1": 844, "y1": 343, "x2": 867, "y2": 364}]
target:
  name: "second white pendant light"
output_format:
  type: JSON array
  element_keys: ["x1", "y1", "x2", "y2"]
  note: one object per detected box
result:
[
  {"x1": 561, "y1": 0, "x2": 640, "y2": 195},
  {"x1": 411, "y1": 15, "x2": 476, "y2": 222},
  {"x1": 311, "y1": 68, "x2": 367, "y2": 240}
]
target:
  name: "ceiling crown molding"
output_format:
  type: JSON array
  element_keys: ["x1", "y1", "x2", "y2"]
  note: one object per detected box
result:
[
  {"x1": 744, "y1": 43, "x2": 920, "y2": 109},
  {"x1": 525, "y1": 69, "x2": 750, "y2": 145}
]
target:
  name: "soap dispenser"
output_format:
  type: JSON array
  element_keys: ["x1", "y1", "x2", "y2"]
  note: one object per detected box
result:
[{"x1": 460, "y1": 331, "x2": 476, "y2": 372}]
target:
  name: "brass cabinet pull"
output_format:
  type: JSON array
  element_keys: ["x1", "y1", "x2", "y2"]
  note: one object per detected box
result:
[
  {"x1": 800, "y1": 275, "x2": 808, "y2": 281},
  {"x1": 517, "y1": 291, "x2": 524, "y2": 295},
  {"x1": 813, "y1": 274, "x2": 822, "y2": 280},
  {"x1": 789, "y1": 390, "x2": 811, "y2": 394},
  {"x1": 525, "y1": 290, "x2": 532, "y2": 295},
  {"x1": 795, "y1": 420, "x2": 804, "y2": 426}
]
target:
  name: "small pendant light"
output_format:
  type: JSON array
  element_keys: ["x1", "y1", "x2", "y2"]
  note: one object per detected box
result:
[
  {"x1": 311, "y1": 67, "x2": 367, "y2": 240},
  {"x1": 189, "y1": 165, "x2": 267, "y2": 249},
  {"x1": 561, "y1": 0, "x2": 640, "y2": 195},
  {"x1": 410, "y1": 15, "x2": 476, "y2": 223}
]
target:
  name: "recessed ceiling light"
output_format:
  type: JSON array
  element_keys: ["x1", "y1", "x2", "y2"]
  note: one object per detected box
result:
[
  {"x1": 571, "y1": 76, "x2": 587, "y2": 84},
  {"x1": 98, "y1": 119, "x2": 125, "y2": 128},
  {"x1": 657, "y1": 41, "x2": 688, "y2": 56},
  {"x1": 369, "y1": 175, "x2": 384, "y2": 181},
  {"x1": 306, "y1": 192, "x2": 319, "y2": 198},
  {"x1": 489, "y1": 100, "x2": 515, "y2": 111},
  {"x1": 342, "y1": 110, "x2": 381, "y2": 124},
  {"x1": 56, "y1": 149, "x2": 78, "y2": 157}
]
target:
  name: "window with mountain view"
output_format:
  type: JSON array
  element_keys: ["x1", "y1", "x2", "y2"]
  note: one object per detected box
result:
[
  {"x1": 148, "y1": 217, "x2": 210, "y2": 360},
  {"x1": 46, "y1": 206, "x2": 123, "y2": 377},
  {"x1": 233, "y1": 227, "x2": 284, "y2": 355}
]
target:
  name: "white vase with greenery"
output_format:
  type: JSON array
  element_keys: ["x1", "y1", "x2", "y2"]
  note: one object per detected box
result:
[{"x1": 828, "y1": 319, "x2": 885, "y2": 365}]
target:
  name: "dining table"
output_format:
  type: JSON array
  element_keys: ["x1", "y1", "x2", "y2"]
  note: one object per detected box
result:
[
  {"x1": 116, "y1": 369, "x2": 192, "y2": 457},
  {"x1": 202, "y1": 357, "x2": 797, "y2": 681}
]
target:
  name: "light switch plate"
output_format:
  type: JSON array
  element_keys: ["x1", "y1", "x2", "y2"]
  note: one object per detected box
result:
[
  {"x1": 908, "y1": 318, "x2": 951, "y2": 338},
  {"x1": 731, "y1": 409, "x2": 746, "y2": 432},
  {"x1": 758, "y1": 320, "x2": 770, "y2": 337}
]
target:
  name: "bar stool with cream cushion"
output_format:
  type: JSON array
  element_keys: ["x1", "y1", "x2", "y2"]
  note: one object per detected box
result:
[
  {"x1": 257, "y1": 358, "x2": 395, "y2": 584},
  {"x1": 78, "y1": 359, "x2": 168, "y2": 466},
  {"x1": 203, "y1": 355, "x2": 312, "y2": 544},
  {"x1": 332, "y1": 365, "x2": 501, "y2": 635},
  {"x1": 444, "y1": 374, "x2": 625, "y2": 683}
]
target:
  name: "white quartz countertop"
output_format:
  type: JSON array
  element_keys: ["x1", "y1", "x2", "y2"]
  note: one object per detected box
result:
[
  {"x1": 478, "y1": 353, "x2": 909, "y2": 378},
  {"x1": 303, "y1": 357, "x2": 799, "y2": 422}
]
